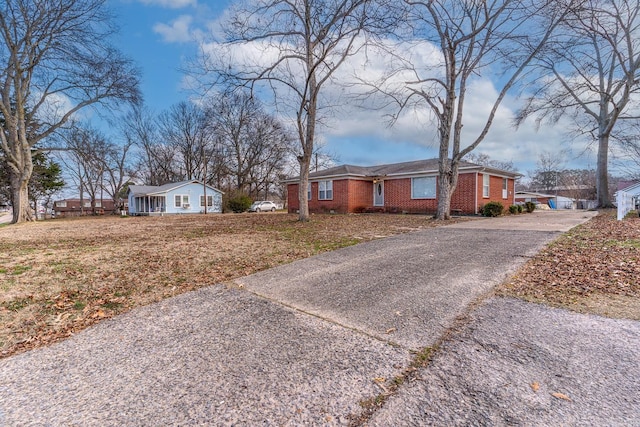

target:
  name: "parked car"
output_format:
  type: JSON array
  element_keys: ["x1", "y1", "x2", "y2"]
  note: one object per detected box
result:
[{"x1": 248, "y1": 201, "x2": 277, "y2": 212}]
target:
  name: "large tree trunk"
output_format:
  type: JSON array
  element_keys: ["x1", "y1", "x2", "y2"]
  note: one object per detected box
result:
[
  {"x1": 436, "y1": 175, "x2": 453, "y2": 220},
  {"x1": 10, "y1": 164, "x2": 34, "y2": 223},
  {"x1": 297, "y1": 155, "x2": 311, "y2": 221},
  {"x1": 596, "y1": 133, "x2": 612, "y2": 207},
  {"x1": 435, "y1": 157, "x2": 461, "y2": 220}
]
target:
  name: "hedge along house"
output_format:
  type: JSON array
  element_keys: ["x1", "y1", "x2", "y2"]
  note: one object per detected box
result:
[
  {"x1": 127, "y1": 180, "x2": 223, "y2": 215},
  {"x1": 286, "y1": 159, "x2": 520, "y2": 215}
]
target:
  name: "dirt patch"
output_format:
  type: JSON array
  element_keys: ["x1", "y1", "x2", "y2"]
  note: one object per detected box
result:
[
  {"x1": 0, "y1": 212, "x2": 455, "y2": 358},
  {"x1": 498, "y1": 210, "x2": 640, "y2": 319}
]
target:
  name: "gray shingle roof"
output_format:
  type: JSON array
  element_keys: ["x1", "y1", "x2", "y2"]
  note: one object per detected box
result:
[
  {"x1": 298, "y1": 158, "x2": 513, "y2": 181},
  {"x1": 128, "y1": 180, "x2": 223, "y2": 196}
]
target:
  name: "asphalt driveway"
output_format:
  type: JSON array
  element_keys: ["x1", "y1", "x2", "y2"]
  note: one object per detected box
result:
[{"x1": 2, "y1": 210, "x2": 636, "y2": 426}]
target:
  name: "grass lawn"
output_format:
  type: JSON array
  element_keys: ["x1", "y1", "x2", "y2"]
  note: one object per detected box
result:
[
  {"x1": 0, "y1": 212, "x2": 449, "y2": 358},
  {"x1": 1, "y1": 210, "x2": 637, "y2": 359}
]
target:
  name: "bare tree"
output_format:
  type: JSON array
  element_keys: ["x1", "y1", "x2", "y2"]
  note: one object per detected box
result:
[
  {"x1": 123, "y1": 107, "x2": 178, "y2": 186},
  {"x1": 196, "y1": 0, "x2": 391, "y2": 221},
  {"x1": 0, "y1": 0, "x2": 140, "y2": 223},
  {"x1": 371, "y1": 0, "x2": 569, "y2": 219},
  {"x1": 518, "y1": 0, "x2": 640, "y2": 207},
  {"x1": 616, "y1": 130, "x2": 640, "y2": 180},
  {"x1": 206, "y1": 93, "x2": 293, "y2": 197},
  {"x1": 463, "y1": 152, "x2": 517, "y2": 172},
  {"x1": 102, "y1": 139, "x2": 135, "y2": 212},
  {"x1": 58, "y1": 125, "x2": 112, "y2": 215},
  {"x1": 157, "y1": 101, "x2": 210, "y2": 181},
  {"x1": 527, "y1": 151, "x2": 566, "y2": 191}
]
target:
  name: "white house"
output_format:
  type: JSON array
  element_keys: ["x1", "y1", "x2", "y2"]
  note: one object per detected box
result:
[{"x1": 127, "y1": 180, "x2": 223, "y2": 215}]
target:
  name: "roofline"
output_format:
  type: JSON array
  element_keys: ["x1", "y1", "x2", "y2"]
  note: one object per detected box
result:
[
  {"x1": 130, "y1": 180, "x2": 224, "y2": 196},
  {"x1": 284, "y1": 165, "x2": 521, "y2": 183}
]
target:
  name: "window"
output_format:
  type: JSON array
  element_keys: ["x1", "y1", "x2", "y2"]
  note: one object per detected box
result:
[
  {"x1": 483, "y1": 174, "x2": 490, "y2": 198},
  {"x1": 318, "y1": 180, "x2": 333, "y2": 200},
  {"x1": 307, "y1": 183, "x2": 312, "y2": 200},
  {"x1": 502, "y1": 178, "x2": 508, "y2": 199},
  {"x1": 95, "y1": 201, "x2": 102, "y2": 208},
  {"x1": 56, "y1": 201, "x2": 67, "y2": 208},
  {"x1": 175, "y1": 195, "x2": 190, "y2": 208},
  {"x1": 200, "y1": 195, "x2": 213, "y2": 207},
  {"x1": 411, "y1": 177, "x2": 436, "y2": 199},
  {"x1": 83, "y1": 201, "x2": 91, "y2": 208}
]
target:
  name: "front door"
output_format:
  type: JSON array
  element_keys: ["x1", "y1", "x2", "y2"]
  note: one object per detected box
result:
[{"x1": 373, "y1": 181, "x2": 384, "y2": 206}]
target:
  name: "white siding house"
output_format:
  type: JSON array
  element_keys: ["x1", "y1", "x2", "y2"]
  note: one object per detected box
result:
[{"x1": 127, "y1": 180, "x2": 223, "y2": 215}]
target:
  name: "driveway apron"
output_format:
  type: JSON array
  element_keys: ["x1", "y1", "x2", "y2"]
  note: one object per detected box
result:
[{"x1": 0, "y1": 211, "x2": 599, "y2": 425}]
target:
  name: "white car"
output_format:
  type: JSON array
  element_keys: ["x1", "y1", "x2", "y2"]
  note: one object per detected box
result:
[{"x1": 248, "y1": 201, "x2": 277, "y2": 212}]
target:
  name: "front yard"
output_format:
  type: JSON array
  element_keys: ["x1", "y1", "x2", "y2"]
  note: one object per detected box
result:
[
  {"x1": 1, "y1": 210, "x2": 638, "y2": 359},
  {"x1": 0, "y1": 213, "x2": 445, "y2": 358}
]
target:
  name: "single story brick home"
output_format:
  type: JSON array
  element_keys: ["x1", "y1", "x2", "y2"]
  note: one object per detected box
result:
[
  {"x1": 286, "y1": 159, "x2": 520, "y2": 215},
  {"x1": 127, "y1": 180, "x2": 223, "y2": 215}
]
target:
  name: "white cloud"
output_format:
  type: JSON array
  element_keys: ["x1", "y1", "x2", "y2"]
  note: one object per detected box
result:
[
  {"x1": 153, "y1": 15, "x2": 193, "y2": 43},
  {"x1": 139, "y1": 0, "x2": 197, "y2": 8},
  {"x1": 193, "y1": 30, "x2": 592, "y2": 173}
]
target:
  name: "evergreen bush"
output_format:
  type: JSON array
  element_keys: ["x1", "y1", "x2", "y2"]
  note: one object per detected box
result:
[{"x1": 482, "y1": 201, "x2": 504, "y2": 217}]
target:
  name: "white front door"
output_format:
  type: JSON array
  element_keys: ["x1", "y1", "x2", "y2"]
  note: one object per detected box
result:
[{"x1": 373, "y1": 181, "x2": 384, "y2": 206}]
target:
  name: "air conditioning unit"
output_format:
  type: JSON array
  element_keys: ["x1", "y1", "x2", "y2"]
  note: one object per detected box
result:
[{"x1": 182, "y1": 204, "x2": 190, "y2": 209}]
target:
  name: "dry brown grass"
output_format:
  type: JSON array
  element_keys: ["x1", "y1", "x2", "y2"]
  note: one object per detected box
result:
[
  {"x1": 3, "y1": 210, "x2": 637, "y2": 360},
  {"x1": 0, "y1": 212, "x2": 450, "y2": 358},
  {"x1": 498, "y1": 210, "x2": 640, "y2": 320}
]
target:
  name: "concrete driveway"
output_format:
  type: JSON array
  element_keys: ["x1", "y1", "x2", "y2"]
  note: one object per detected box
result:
[{"x1": 2, "y1": 209, "x2": 636, "y2": 426}]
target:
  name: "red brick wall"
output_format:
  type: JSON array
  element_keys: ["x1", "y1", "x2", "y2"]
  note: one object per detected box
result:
[
  {"x1": 347, "y1": 180, "x2": 372, "y2": 211},
  {"x1": 288, "y1": 179, "x2": 371, "y2": 213},
  {"x1": 451, "y1": 174, "x2": 477, "y2": 213},
  {"x1": 288, "y1": 173, "x2": 515, "y2": 215},
  {"x1": 477, "y1": 173, "x2": 516, "y2": 213},
  {"x1": 287, "y1": 184, "x2": 299, "y2": 213},
  {"x1": 383, "y1": 178, "x2": 437, "y2": 214}
]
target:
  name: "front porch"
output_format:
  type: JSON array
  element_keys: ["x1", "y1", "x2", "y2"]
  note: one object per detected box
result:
[{"x1": 131, "y1": 195, "x2": 166, "y2": 216}]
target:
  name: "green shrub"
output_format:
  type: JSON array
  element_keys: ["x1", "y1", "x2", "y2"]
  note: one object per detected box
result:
[
  {"x1": 517, "y1": 204, "x2": 524, "y2": 213},
  {"x1": 508, "y1": 205, "x2": 519, "y2": 214},
  {"x1": 482, "y1": 201, "x2": 504, "y2": 217},
  {"x1": 226, "y1": 193, "x2": 252, "y2": 213},
  {"x1": 524, "y1": 201, "x2": 536, "y2": 213}
]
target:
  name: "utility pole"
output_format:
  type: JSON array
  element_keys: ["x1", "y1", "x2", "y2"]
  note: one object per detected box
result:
[{"x1": 202, "y1": 141, "x2": 207, "y2": 215}]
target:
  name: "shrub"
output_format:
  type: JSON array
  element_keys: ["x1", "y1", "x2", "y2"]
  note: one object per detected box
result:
[
  {"x1": 509, "y1": 205, "x2": 519, "y2": 214},
  {"x1": 524, "y1": 201, "x2": 536, "y2": 213},
  {"x1": 517, "y1": 204, "x2": 524, "y2": 213},
  {"x1": 226, "y1": 193, "x2": 252, "y2": 213},
  {"x1": 482, "y1": 201, "x2": 504, "y2": 217}
]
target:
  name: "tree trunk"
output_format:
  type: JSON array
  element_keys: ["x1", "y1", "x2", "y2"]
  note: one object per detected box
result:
[
  {"x1": 436, "y1": 176, "x2": 452, "y2": 220},
  {"x1": 596, "y1": 133, "x2": 612, "y2": 207},
  {"x1": 10, "y1": 167, "x2": 34, "y2": 223},
  {"x1": 435, "y1": 158, "x2": 461, "y2": 220},
  {"x1": 297, "y1": 156, "x2": 311, "y2": 221}
]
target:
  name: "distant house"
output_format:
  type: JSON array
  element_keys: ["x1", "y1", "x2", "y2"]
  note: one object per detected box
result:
[
  {"x1": 615, "y1": 181, "x2": 640, "y2": 209},
  {"x1": 127, "y1": 180, "x2": 223, "y2": 215},
  {"x1": 286, "y1": 159, "x2": 520, "y2": 215},
  {"x1": 53, "y1": 199, "x2": 117, "y2": 217},
  {"x1": 515, "y1": 191, "x2": 575, "y2": 209}
]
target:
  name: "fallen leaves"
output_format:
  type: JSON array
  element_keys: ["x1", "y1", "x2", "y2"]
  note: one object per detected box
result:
[
  {"x1": 498, "y1": 211, "x2": 640, "y2": 318},
  {"x1": 530, "y1": 382, "x2": 540, "y2": 392},
  {"x1": 551, "y1": 392, "x2": 572, "y2": 402},
  {"x1": 1, "y1": 213, "x2": 447, "y2": 358}
]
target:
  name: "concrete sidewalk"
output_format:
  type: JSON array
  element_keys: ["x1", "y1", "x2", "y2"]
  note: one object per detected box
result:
[{"x1": 2, "y1": 210, "x2": 635, "y2": 426}]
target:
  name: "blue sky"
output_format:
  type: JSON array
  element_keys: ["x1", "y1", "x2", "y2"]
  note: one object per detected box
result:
[{"x1": 106, "y1": 0, "x2": 605, "y2": 178}]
